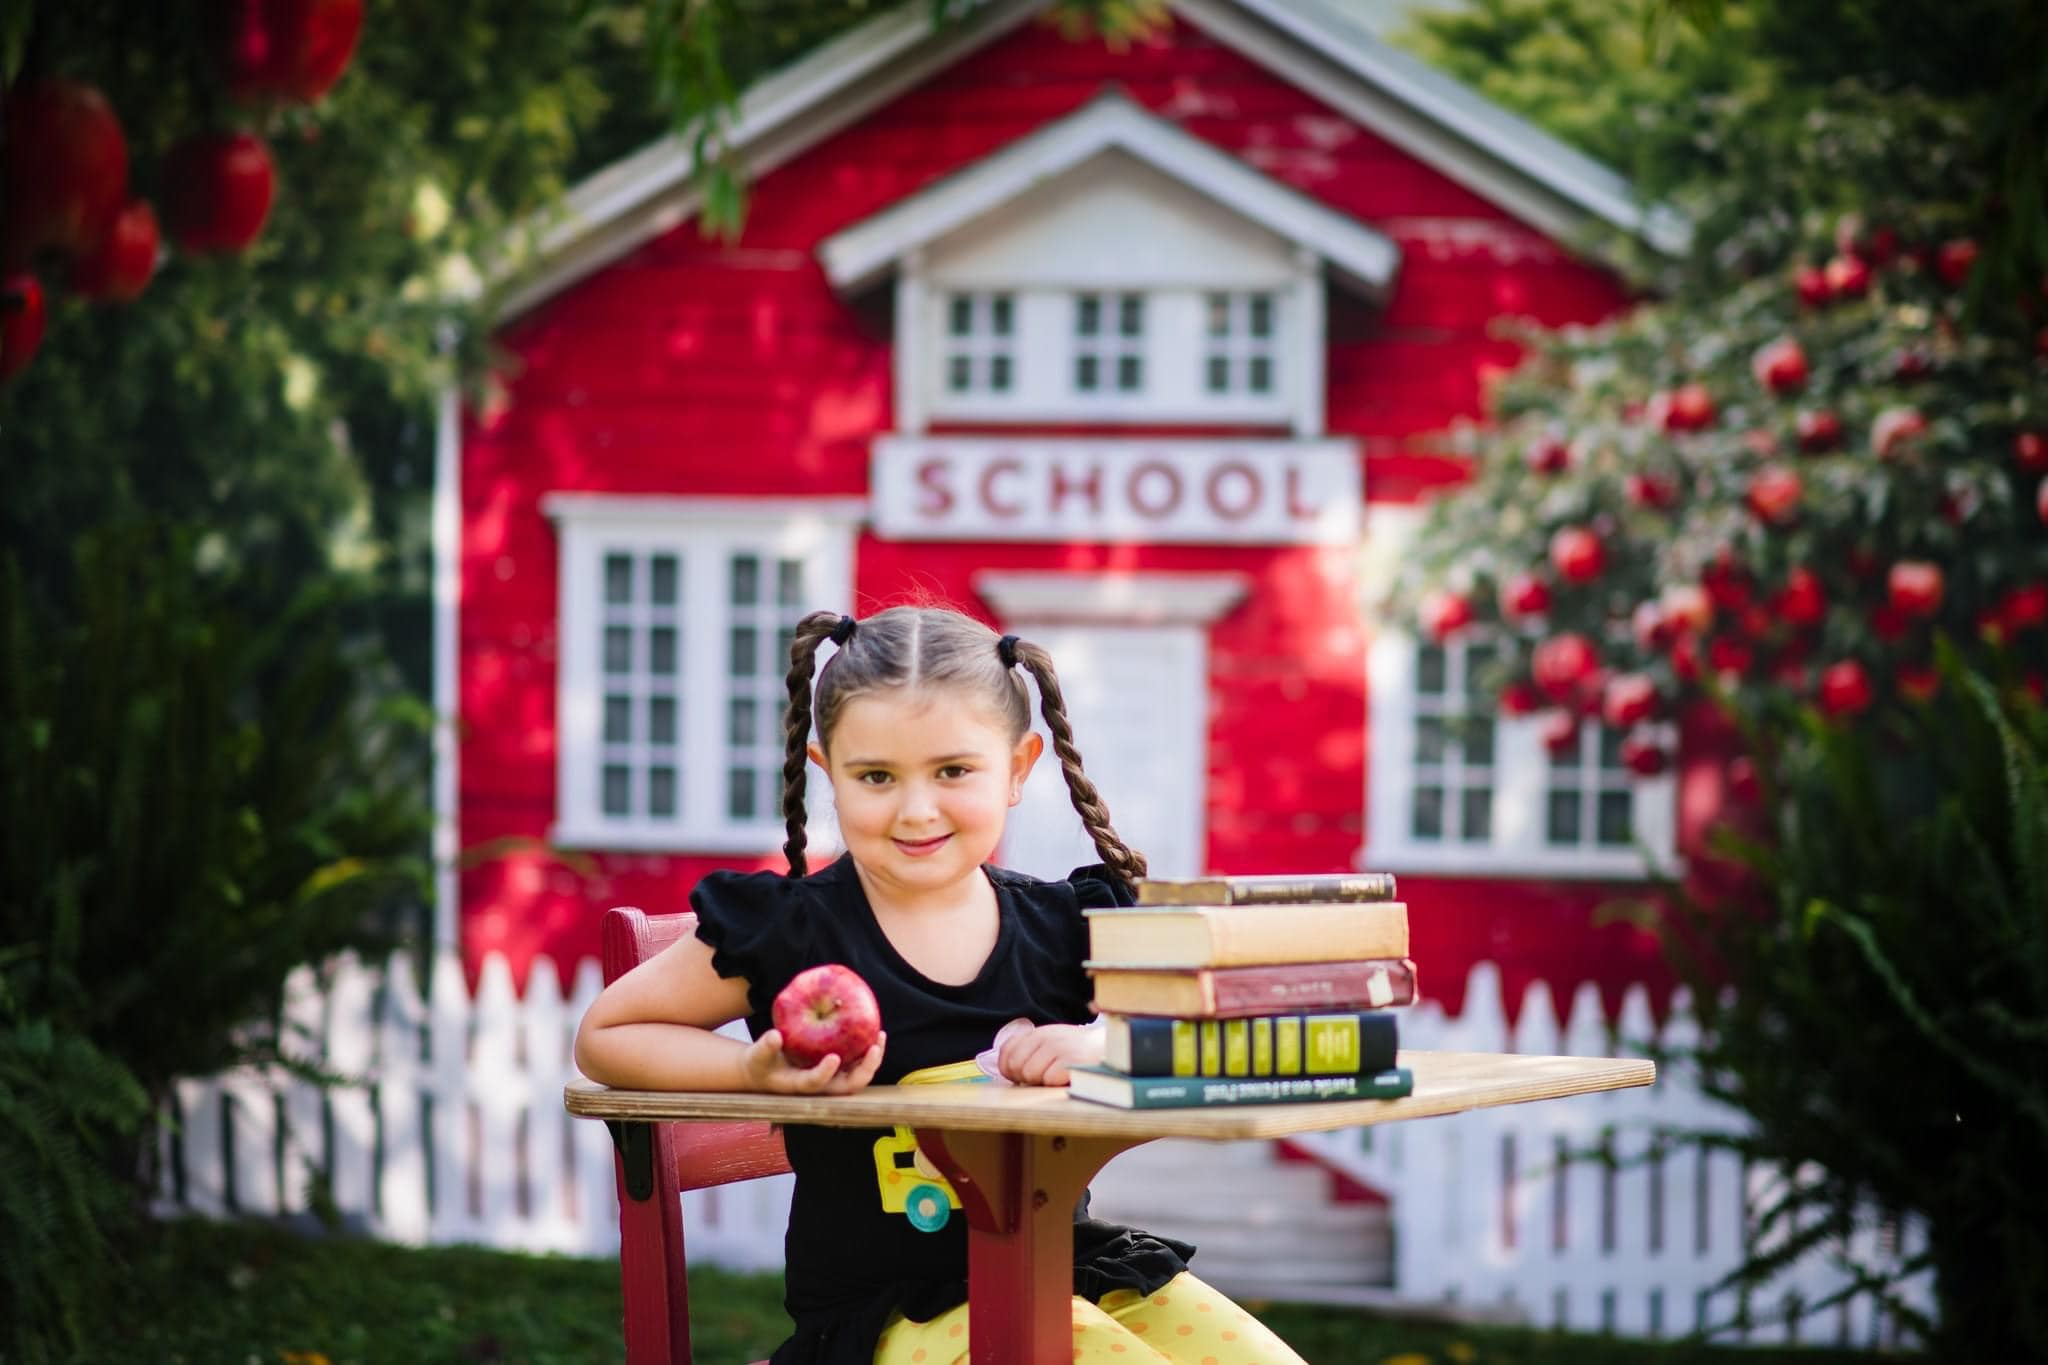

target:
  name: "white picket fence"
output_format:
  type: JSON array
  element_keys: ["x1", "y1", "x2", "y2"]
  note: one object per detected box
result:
[{"x1": 154, "y1": 951, "x2": 1933, "y2": 1344}]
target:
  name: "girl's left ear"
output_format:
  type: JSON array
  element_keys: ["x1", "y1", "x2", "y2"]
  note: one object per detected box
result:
[
  {"x1": 806, "y1": 741, "x2": 830, "y2": 772},
  {"x1": 1008, "y1": 732, "x2": 1044, "y2": 805}
]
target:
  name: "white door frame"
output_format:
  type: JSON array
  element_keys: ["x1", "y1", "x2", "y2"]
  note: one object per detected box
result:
[{"x1": 973, "y1": 571, "x2": 1249, "y2": 879}]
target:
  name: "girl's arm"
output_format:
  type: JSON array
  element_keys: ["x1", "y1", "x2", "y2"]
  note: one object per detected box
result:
[{"x1": 574, "y1": 933, "x2": 886, "y2": 1094}]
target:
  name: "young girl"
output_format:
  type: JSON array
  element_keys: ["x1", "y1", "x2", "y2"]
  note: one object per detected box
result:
[{"x1": 575, "y1": 605, "x2": 1307, "y2": 1365}]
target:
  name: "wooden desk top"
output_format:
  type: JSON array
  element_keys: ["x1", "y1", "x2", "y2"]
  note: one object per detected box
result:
[{"x1": 565, "y1": 1049, "x2": 1653, "y2": 1140}]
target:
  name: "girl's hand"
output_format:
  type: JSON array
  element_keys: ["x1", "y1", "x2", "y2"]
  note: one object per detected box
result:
[
  {"x1": 740, "y1": 1029, "x2": 887, "y2": 1095},
  {"x1": 995, "y1": 1021, "x2": 1103, "y2": 1087}
]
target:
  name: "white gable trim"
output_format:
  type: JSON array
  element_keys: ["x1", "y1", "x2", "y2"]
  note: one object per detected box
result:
[
  {"x1": 496, "y1": 0, "x2": 1687, "y2": 318},
  {"x1": 818, "y1": 91, "x2": 1401, "y2": 298},
  {"x1": 1183, "y1": 0, "x2": 1693, "y2": 257}
]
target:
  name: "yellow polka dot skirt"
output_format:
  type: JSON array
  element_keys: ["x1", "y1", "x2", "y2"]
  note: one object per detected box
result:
[{"x1": 872, "y1": 1271, "x2": 1307, "y2": 1364}]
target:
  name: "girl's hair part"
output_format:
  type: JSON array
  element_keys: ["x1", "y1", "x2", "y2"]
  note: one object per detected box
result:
[{"x1": 777, "y1": 605, "x2": 1148, "y2": 885}]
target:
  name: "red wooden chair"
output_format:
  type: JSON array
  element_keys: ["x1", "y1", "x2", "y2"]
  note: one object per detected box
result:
[{"x1": 599, "y1": 906, "x2": 792, "y2": 1365}]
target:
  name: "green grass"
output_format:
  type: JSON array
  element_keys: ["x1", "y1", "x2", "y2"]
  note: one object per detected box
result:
[{"x1": 74, "y1": 1218, "x2": 1917, "y2": 1364}]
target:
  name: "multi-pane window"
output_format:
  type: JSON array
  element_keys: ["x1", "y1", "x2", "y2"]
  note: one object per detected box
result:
[
  {"x1": 1546, "y1": 724, "x2": 1635, "y2": 848},
  {"x1": 943, "y1": 292, "x2": 1015, "y2": 395},
  {"x1": 723, "y1": 553, "x2": 807, "y2": 823},
  {"x1": 550, "y1": 497, "x2": 856, "y2": 851},
  {"x1": 1410, "y1": 640, "x2": 1497, "y2": 844},
  {"x1": 1073, "y1": 292, "x2": 1145, "y2": 394},
  {"x1": 1203, "y1": 292, "x2": 1278, "y2": 396},
  {"x1": 597, "y1": 551, "x2": 683, "y2": 821}
]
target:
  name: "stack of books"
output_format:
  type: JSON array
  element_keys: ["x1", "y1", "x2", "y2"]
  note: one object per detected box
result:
[{"x1": 1068, "y1": 873, "x2": 1418, "y2": 1110}]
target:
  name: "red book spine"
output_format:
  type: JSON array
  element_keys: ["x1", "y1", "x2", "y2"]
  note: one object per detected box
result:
[{"x1": 1207, "y1": 958, "x2": 1420, "y2": 1016}]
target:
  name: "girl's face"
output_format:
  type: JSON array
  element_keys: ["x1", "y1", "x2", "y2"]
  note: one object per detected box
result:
[{"x1": 809, "y1": 688, "x2": 1042, "y2": 903}]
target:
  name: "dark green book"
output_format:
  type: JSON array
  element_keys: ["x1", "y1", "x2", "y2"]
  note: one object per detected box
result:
[
  {"x1": 1067, "y1": 1064, "x2": 1414, "y2": 1110},
  {"x1": 1102, "y1": 1010, "x2": 1398, "y2": 1078}
]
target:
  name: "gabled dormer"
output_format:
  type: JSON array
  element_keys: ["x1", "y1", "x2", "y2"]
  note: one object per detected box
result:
[{"x1": 818, "y1": 91, "x2": 1399, "y2": 435}]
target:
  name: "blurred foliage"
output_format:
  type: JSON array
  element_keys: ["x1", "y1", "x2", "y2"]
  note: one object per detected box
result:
[
  {"x1": 1395, "y1": 0, "x2": 2048, "y2": 312},
  {"x1": 1391, "y1": 85, "x2": 2046, "y2": 739},
  {"x1": 1394, "y1": 6, "x2": 2048, "y2": 1355},
  {"x1": 0, "y1": 527, "x2": 430, "y2": 1361},
  {"x1": 1660, "y1": 650, "x2": 2048, "y2": 1360}
]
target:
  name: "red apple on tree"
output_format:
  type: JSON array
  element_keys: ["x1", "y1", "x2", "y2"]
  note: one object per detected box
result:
[
  {"x1": 70, "y1": 198, "x2": 159, "y2": 301},
  {"x1": 1890, "y1": 348, "x2": 1933, "y2": 382},
  {"x1": 1898, "y1": 664, "x2": 1940, "y2": 704},
  {"x1": 163, "y1": 131, "x2": 277, "y2": 253},
  {"x1": 2, "y1": 79, "x2": 129, "y2": 263},
  {"x1": 1823, "y1": 254, "x2": 1871, "y2": 298},
  {"x1": 1818, "y1": 660, "x2": 1873, "y2": 718},
  {"x1": 2001, "y1": 582, "x2": 2048, "y2": 634},
  {"x1": 1625, "y1": 472, "x2": 1678, "y2": 509},
  {"x1": 1872, "y1": 406, "x2": 1928, "y2": 459},
  {"x1": 773, "y1": 964, "x2": 882, "y2": 1069},
  {"x1": 1532, "y1": 632, "x2": 1597, "y2": 701},
  {"x1": 1538, "y1": 709, "x2": 1579, "y2": 755},
  {"x1": 1660, "y1": 583, "x2": 1713, "y2": 636},
  {"x1": 1793, "y1": 264, "x2": 1830, "y2": 307},
  {"x1": 1888, "y1": 560, "x2": 1944, "y2": 619},
  {"x1": 1523, "y1": 436, "x2": 1569, "y2": 475},
  {"x1": 0, "y1": 273, "x2": 46, "y2": 381},
  {"x1": 1601, "y1": 673, "x2": 1658, "y2": 729},
  {"x1": 1618, "y1": 734, "x2": 1667, "y2": 777},
  {"x1": 223, "y1": 0, "x2": 367, "y2": 104},
  {"x1": 1795, "y1": 409, "x2": 1844, "y2": 454},
  {"x1": 1498, "y1": 681, "x2": 1541, "y2": 716},
  {"x1": 1751, "y1": 337, "x2": 1808, "y2": 394},
  {"x1": 1420, "y1": 590, "x2": 1475, "y2": 641},
  {"x1": 1500, "y1": 571, "x2": 1551, "y2": 619},
  {"x1": 1774, "y1": 567, "x2": 1826, "y2": 627},
  {"x1": 1707, "y1": 635, "x2": 1754, "y2": 680},
  {"x1": 1657, "y1": 382, "x2": 1716, "y2": 433},
  {"x1": 1746, "y1": 466, "x2": 1803, "y2": 525},
  {"x1": 1934, "y1": 238, "x2": 1979, "y2": 288},
  {"x1": 1548, "y1": 526, "x2": 1606, "y2": 584},
  {"x1": 2015, "y1": 431, "x2": 2048, "y2": 473}
]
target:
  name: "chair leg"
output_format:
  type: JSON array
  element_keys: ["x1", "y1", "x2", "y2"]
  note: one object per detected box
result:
[{"x1": 611, "y1": 1121, "x2": 693, "y2": 1365}]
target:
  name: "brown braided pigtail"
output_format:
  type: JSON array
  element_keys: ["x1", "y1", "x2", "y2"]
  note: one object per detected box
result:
[
  {"x1": 781, "y1": 612, "x2": 856, "y2": 877},
  {"x1": 1009, "y1": 638, "x2": 1149, "y2": 885}
]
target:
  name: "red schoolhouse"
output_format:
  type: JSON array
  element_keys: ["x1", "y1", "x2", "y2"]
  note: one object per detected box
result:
[{"x1": 443, "y1": 0, "x2": 1706, "y2": 1025}]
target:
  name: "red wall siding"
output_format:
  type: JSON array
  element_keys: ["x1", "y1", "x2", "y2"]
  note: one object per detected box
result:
[{"x1": 461, "y1": 12, "x2": 1664, "y2": 1017}]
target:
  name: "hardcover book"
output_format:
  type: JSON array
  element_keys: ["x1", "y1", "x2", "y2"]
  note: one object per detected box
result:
[
  {"x1": 1102, "y1": 1010, "x2": 1398, "y2": 1079},
  {"x1": 1090, "y1": 958, "x2": 1420, "y2": 1019},
  {"x1": 1135, "y1": 872, "x2": 1397, "y2": 906},
  {"x1": 1067, "y1": 1064, "x2": 1416, "y2": 1110},
  {"x1": 1083, "y1": 902, "x2": 1409, "y2": 969}
]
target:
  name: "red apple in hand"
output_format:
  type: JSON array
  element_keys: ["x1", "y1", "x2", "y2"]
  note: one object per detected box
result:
[{"x1": 773, "y1": 964, "x2": 882, "y2": 1068}]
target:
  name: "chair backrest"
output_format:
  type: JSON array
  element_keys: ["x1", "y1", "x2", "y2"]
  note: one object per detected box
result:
[{"x1": 600, "y1": 907, "x2": 791, "y2": 1191}]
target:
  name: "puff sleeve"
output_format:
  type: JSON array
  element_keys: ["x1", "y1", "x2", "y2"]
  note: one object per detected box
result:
[
  {"x1": 688, "y1": 869, "x2": 817, "y2": 1030},
  {"x1": 1065, "y1": 863, "x2": 1138, "y2": 910}
]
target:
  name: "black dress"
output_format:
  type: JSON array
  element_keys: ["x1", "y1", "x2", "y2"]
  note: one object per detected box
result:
[{"x1": 690, "y1": 854, "x2": 1196, "y2": 1365}]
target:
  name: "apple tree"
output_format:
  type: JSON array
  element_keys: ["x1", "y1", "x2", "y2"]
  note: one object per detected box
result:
[{"x1": 1389, "y1": 56, "x2": 2048, "y2": 1356}]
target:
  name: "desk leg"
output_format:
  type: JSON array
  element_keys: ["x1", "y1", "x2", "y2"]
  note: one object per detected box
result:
[{"x1": 917, "y1": 1129, "x2": 1138, "y2": 1365}]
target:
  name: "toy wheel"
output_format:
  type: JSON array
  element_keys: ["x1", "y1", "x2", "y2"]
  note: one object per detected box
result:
[{"x1": 903, "y1": 1182, "x2": 951, "y2": 1232}]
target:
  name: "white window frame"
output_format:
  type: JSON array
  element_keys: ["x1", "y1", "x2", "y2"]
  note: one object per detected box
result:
[
  {"x1": 903, "y1": 274, "x2": 1322, "y2": 432},
  {"x1": 545, "y1": 494, "x2": 861, "y2": 853},
  {"x1": 1365, "y1": 628, "x2": 1678, "y2": 878},
  {"x1": 939, "y1": 290, "x2": 1016, "y2": 398},
  {"x1": 1201, "y1": 290, "x2": 1281, "y2": 399}
]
